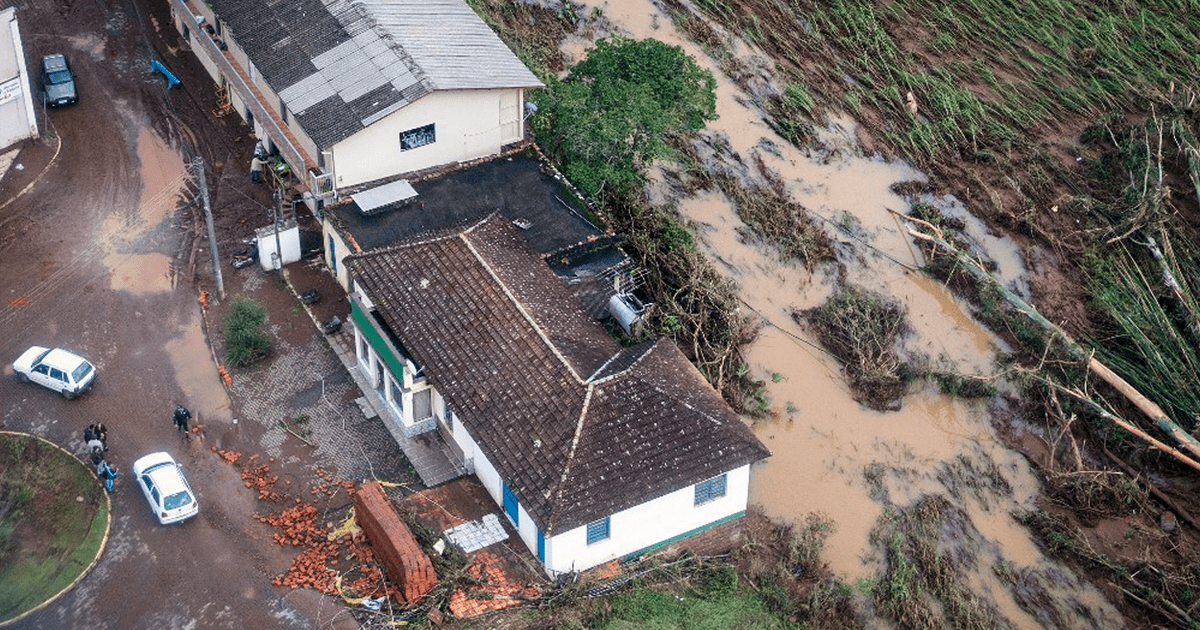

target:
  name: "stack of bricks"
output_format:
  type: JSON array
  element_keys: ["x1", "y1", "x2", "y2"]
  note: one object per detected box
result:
[{"x1": 354, "y1": 481, "x2": 437, "y2": 601}]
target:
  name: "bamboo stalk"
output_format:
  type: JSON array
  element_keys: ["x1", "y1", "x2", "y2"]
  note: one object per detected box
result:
[
  {"x1": 891, "y1": 209, "x2": 1200, "y2": 464},
  {"x1": 1030, "y1": 374, "x2": 1200, "y2": 475},
  {"x1": 1141, "y1": 235, "x2": 1200, "y2": 342},
  {"x1": 1102, "y1": 445, "x2": 1200, "y2": 533}
]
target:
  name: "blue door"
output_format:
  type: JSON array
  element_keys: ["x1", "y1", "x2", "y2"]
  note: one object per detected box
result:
[
  {"x1": 502, "y1": 482, "x2": 519, "y2": 526},
  {"x1": 537, "y1": 530, "x2": 545, "y2": 562}
]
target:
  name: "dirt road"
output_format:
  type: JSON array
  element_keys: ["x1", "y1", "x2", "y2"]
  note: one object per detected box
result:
[{"x1": 0, "y1": 0, "x2": 393, "y2": 627}]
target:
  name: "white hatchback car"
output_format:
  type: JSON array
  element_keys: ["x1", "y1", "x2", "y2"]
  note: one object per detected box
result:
[
  {"x1": 13, "y1": 346, "x2": 96, "y2": 399},
  {"x1": 132, "y1": 452, "x2": 200, "y2": 525}
]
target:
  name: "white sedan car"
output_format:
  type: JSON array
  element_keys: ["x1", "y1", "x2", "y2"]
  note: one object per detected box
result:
[
  {"x1": 12, "y1": 346, "x2": 96, "y2": 399},
  {"x1": 132, "y1": 452, "x2": 200, "y2": 525}
]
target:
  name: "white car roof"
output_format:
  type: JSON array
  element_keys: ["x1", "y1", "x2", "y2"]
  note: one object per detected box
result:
[
  {"x1": 42, "y1": 348, "x2": 87, "y2": 370},
  {"x1": 147, "y1": 465, "x2": 188, "y2": 496},
  {"x1": 133, "y1": 452, "x2": 186, "y2": 496}
]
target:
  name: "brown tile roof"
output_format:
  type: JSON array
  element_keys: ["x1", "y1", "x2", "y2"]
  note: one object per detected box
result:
[{"x1": 347, "y1": 215, "x2": 769, "y2": 535}]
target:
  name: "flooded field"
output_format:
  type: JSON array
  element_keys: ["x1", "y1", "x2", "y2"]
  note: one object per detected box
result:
[{"x1": 563, "y1": 0, "x2": 1123, "y2": 625}]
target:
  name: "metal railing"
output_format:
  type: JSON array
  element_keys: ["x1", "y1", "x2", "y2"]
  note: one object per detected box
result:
[{"x1": 168, "y1": 0, "x2": 312, "y2": 180}]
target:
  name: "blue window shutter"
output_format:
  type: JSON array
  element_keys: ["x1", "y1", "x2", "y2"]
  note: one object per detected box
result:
[
  {"x1": 537, "y1": 530, "x2": 545, "y2": 562},
  {"x1": 502, "y1": 482, "x2": 519, "y2": 526},
  {"x1": 694, "y1": 474, "x2": 728, "y2": 506}
]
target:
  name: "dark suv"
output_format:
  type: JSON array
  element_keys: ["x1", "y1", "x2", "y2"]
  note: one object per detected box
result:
[{"x1": 41, "y1": 53, "x2": 77, "y2": 107}]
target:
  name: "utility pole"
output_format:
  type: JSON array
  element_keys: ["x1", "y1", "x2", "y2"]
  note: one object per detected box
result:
[
  {"x1": 272, "y1": 185, "x2": 284, "y2": 281},
  {"x1": 193, "y1": 156, "x2": 224, "y2": 298}
]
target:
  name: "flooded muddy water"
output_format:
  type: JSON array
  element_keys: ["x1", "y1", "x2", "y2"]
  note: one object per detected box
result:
[{"x1": 569, "y1": 0, "x2": 1122, "y2": 625}]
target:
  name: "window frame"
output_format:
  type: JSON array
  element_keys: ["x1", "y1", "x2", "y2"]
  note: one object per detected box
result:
[
  {"x1": 694, "y1": 473, "x2": 728, "y2": 506},
  {"x1": 586, "y1": 517, "x2": 611, "y2": 545},
  {"x1": 399, "y1": 123, "x2": 436, "y2": 151}
]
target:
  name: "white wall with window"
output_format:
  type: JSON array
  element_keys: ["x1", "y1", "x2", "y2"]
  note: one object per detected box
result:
[
  {"x1": 435, "y1": 396, "x2": 753, "y2": 576},
  {"x1": 329, "y1": 87, "x2": 525, "y2": 188},
  {"x1": 541, "y1": 464, "x2": 753, "y2": 576}
]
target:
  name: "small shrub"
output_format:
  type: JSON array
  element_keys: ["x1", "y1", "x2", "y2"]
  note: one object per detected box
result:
[{"x1": 224, "y1": 295, "x2": 271, "y2": 367}]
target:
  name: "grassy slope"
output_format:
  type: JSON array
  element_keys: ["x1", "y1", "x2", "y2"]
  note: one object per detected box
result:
[{"x1": 0, "y1": 434, "x2": 107, "y2": 622}]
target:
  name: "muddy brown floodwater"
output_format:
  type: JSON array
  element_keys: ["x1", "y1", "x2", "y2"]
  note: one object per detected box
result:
[{"x1": 567, "y1": 0, "x2": 1122, "y2": 626}]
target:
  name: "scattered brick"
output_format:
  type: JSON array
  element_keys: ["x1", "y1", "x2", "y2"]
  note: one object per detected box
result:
[
  {"x1": 198, "y1": 290, "x2": 209, "y2": 310},
  {"x1": 241, "y1": 462, "x2": 281, "y2": 502}
]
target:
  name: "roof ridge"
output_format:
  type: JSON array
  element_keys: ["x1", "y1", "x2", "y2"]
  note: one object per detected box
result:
[
  {"x1": 587, "y1": 338, "x2": 662, "y2": 385},
  {"x1": 546, "y1": 384, "x2": 593, "y2": 532},
  {"x1": 458, "y1": 228, "x2": 585, "y2": 384}
]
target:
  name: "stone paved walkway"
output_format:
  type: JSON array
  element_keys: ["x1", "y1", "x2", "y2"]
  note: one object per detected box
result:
[
  {"x1": 444, "y1": 513, "x2": 509, "y2": 553},
  {"x1": 284, "y1": 268, "x2": 466, "y2": 487}
]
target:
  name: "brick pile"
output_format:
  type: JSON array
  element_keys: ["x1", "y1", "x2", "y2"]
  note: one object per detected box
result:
[
  {"x1": 211, "y1": 451, "x2": 401, "y2": 605},
  {"x1": 257, "y1": 501, "x2": 388, "y2": 597},
  {"x1": 240, "y1": 454, "x2": 281, "y2": 502},
  {"x1": 354, "y1": 481, "x2": 437, "y2": 602}
]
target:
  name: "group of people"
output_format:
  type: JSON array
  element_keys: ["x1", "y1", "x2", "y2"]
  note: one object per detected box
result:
[
  {"x1": 81, "y1": 405, "x2": 194, "y2": 493},
  {"x1": 84, "y1": 423, "x2": 117, "y2": 492}
]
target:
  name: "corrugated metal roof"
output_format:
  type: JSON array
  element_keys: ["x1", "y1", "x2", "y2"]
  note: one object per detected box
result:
[
  {"x1": 352, "y1": 179, "x2": 418, "y2": 213},
  {"x1": 212, "y1": 0, "x2": 542, "y2": 151},
  {"x1": 358, "y1": 0, "x2": 544, "y2": 91}
]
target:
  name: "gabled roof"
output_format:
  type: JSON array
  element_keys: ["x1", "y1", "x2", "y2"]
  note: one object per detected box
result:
[
  {"x1": 209, "y1": 0, "x2": 543, "y2": 150},
  {"x1": 347, "y1": 215, "x2": 769, "y2": 534}
]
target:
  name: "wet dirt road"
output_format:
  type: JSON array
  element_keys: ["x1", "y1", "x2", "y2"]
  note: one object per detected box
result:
[{"x1": 0, "y1": 0, "x2": 332, "y2": 627}]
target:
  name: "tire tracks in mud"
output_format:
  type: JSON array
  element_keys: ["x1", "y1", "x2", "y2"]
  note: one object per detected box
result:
[{"x1": 0, "y1": 170, "x2": 195, "y2": 336}]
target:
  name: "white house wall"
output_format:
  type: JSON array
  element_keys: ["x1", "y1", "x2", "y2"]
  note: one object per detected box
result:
[
  {"x1": 0, "y1": 9, "x2": 37, "y2": 150},
  {"x1": 323, "y1": 221, "x2": 353, "y2": 289},
  {"x1": 544, "y1": 464, "x2": 753, "y2": 576},
  {"x1": 330, "y1": 88, "x2": 523, "y2": 188}
]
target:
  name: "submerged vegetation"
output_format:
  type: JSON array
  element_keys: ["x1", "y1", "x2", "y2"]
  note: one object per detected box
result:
[{"x1": 799, "y1": 286, "x2": 911, "y2": 410}]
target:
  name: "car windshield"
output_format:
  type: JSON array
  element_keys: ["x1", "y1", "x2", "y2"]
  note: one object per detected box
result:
[
  {"x1": 47, "y1": 70, "x2": 72, "y2": 84},
  {"x1": 163, "y1": 490, "x2": 192, "y2": 511},
  {"x1": 71, "y1": 362, "x2": 92, "y2": 383}
]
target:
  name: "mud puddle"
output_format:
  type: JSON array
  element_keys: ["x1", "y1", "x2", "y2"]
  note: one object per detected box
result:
[
  {"x1": 97, "y1": 124, "x2": 187, "y2": 293},
  {"x1": 570, "y1": 0, "x2": 1120, "y2": 625}
]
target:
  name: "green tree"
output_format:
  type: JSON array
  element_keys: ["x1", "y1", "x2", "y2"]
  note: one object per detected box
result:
[
  {"x1": 534, "y1": 37, "x2": 717, "y2": 199},
  {"x1": 224, "y1": 295, "x2": 270, "y2": 367}
]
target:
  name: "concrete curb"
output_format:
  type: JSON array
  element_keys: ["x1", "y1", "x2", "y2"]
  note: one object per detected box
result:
[
  {"x1": 0, "y1": 121, "x2": 63, "y2": 215},
  {"x1": 0, "y1": 430, "x2": 112, "y2": 628}
]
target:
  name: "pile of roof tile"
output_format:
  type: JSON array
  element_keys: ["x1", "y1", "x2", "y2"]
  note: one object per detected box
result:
[{"x1": 448, "y1": 549, "x2": 539, "y2": 617}]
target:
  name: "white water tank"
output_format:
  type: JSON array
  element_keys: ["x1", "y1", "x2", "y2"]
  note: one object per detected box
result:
[
  {"x1": 256, "y1": 219, "x2": 300, "y2": 271},
  {"x1": 607, "y1": 294, "x2": 644, "y2": 335}
]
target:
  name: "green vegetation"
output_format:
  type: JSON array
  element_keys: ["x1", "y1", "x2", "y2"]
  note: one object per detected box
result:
[
  {"x1": 0, "y1": 433, "x2": 107, "y2": 624},
  {"x1": 532, "y1": 37, "x2": 717, "y2": 201},
  {"x1": 596, "y1": 581, "x2": 787, "y2": 630},
  {"x1": 224, "y1": 294, "x2": 271, "y2": 367}
]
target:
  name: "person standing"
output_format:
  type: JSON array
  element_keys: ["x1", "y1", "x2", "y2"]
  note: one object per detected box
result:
[
  {"x1": 173, "y1": 404, "x2": 191, "y2": 440},
  {"x1": 95, "y1": 422, "x2": 108, "y2": 450},
  {"x1": 250, "y1": 155, "x2": 267, "y2": 184}
]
